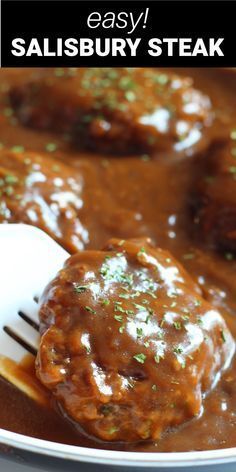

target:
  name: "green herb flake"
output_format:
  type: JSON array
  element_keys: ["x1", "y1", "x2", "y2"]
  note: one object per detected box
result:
[
  {"x1": 194, "y1": 299, "x2": 202, "y2": 307},
  {"x1": 231, "y1": 147, "x2": 236, "y2": 158},
  {"x1": 173, "y1": 321, "x2": 182, "y2": 330},
  {"x1": 114, "y1": 314, "x2": 123, "y2": 323},
  {"x1": 137, "y1": 247, "x2": 146, "y2": 257},
  {"x1": 230, "y1": 129, "x2": 236, "y2": 140},
  {"x1": 141, "y1": 154, "x2": 150, "y2": 162},
  {"x1": 197, "y1": 316, "x2": 203, "y2": 326},
  {"x1": 133, "y1": 303, "x2": 146, "y2": 311},
  {"x1": 225, "y1": 252, "x2": 234, "y2": 261},
  {"x1": 52, "y1": 164, "x2": 60, "y2": 172},
  {"x1": 147, "y1": 291, "x2": 157, "y2": 299},
  {"x1": 154, "y1": 355, "x2": 161, "y2": 364},
  {"x1": 119, "y1": 293, "x2": 130, "y2": 300},
  {"x1": 5, "y1": 175, "x2": 18, "y2": 184},
  {"x1": 101, "y1": 299, "x2": 110, "y2": 306},
  {"x1": 125, "y1": 90, "x2": 136, "y2": 102},
  {"x1": 221, "y1": 329, "x2": 226, "y2": 343},
  {"x1": 152, "y1": 384, "x2": 157, "y2": 391},
  {"x1": 74, "y1": 285, "x2": 88, "y2": 294},
  {"x1": 54, "y1": 68, "x2": 65, "y2": 77},
  {"x1": 155, "y1": 74, "x2": 169, "y2": 86},
  {"x1": 84, "y1": 306, "x2": 96, "y2": 314},
  {"x1": 108, "y1": 426, "x2": 119, "y2": 435},
  {"x1": 119, "y1": 76, "x2": 136, "y2": 91},
  {"x1": 133, "y1": 353, "x2": 146, "y2": 364},
  {"x1": 45, "y1": 142, "x2": 57, "y2": 153},
  {"x1": 136, "y1": 327, "x2": 143, "y2": 338},
  {"x1": 11, "y1": 145, "x2": 25, "y2": 153},
  {"x1": 173, "y1": 346, "x2": 183, "y2": 355},
  {"x1": 5, "y1": 186, "x2": 14, "y2": 196}
]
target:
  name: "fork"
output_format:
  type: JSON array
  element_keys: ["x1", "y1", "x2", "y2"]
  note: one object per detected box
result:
[{"x1": 0, "y1": 224, "x2": 68, "y2": 403}]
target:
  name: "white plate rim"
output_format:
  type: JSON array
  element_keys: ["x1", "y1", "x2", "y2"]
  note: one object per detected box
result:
[{"x1": 0, "y1": 428, "x2": 236, "y2": 468}]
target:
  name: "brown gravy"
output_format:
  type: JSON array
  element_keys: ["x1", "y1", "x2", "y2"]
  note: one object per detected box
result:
[{"x1": 0, "y1": 68, "x2": 236, "y2": 452}]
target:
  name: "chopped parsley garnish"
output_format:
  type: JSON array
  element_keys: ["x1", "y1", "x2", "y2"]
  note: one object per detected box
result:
[
  {"x1": 136, "y1": 327, "x2": 143, "y2": 338},
  {"x1": 221, "y1": 329, "x2": 226, "y2": 343},
  {"x1": 5, "y1": 174, "x2": 18, "y2": 184},
  {"x1": 173, "y1": 346, "x2": 183, "y2": 355},
  {"x1": 125, "y1": 90, "x2": 136, "y2": 102},
  {"x1": 133, "y1": 353, "x2": 146, "y2": 364},
  {"x1": 154, "y1": 355, "x2": 163, "y2": 364},
  {"x1": 74, "y1": 285, "x2": 88, "y2": 294},
  {"x1": 194, "y1": 299, "x2": 202, "y2": 307},
  {"x1": 137, "y1": 247, "x2": 146, "y2": 257},
  {"x1": 52, "y1": 164, "x2": 60, "y2": 172},
  {"x1": 229, "y1": 166, "x2": 236, "y2": 174},
  {"x1": 84, "y1": 306, "x2": 96, "y2": 314},
  {"x1": 173, "y1": 321, "x2": 182, "y2": 330},
  {"x1": 114, "y1": 314, "x2": 123, "y2": 323},
  {"x1": 108, "y1": 426, "x2": 119, "y2": 435},
  {"x1": 225, "y1": 252, "x2": 234, "y2": 261},
  {"x1": 45, "y1": 142, "x2": 57, "y2": 152},
  {"x1": 133, "y1": 303, "x2": 146, "y2": 311},
  {"x1": 230, "y1": 129, "x2": 236, "y2": 140},
  {"x1": 171, "y1": 379, "x2": 180, "y2": 385},
  {"x1": 119, "y1": 293, "x2": 130, "y2": 299},
  {"x1": 155, "y1": 73, "x2": 169, "y2": 85},
  {"x1": 11, "y1": 145, "x2": 25, "y2": 153},
  {"x1": 231, "y1": 147, "x2": 236, "y2": 157},
  {"x1": 101, "y1": 299, "x2": 110, "y2": 306}
]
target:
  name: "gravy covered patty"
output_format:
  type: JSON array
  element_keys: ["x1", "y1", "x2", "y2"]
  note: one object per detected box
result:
[
  {"x1": 11, "y1": 68, "x2": 213, "y2": 156},
  {"x1": 36, "y1": 238, "x2": 234, "y2": 442},
  {"x1": 0, "y1": 148, "x2": 149, "y2": 253},
  {"x1": 192, "y1": 136, "x2": 236, "y2": 254},
  {"x1": 0, "y1": 148, "x2": 88, "y2": 252}
]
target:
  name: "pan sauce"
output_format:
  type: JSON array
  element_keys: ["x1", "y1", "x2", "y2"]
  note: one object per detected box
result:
[{"x1": 0, "y1": 68, "x2": 236, "y2": 452}]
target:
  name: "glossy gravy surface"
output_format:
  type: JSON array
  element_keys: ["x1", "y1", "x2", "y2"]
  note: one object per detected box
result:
[{"x1": 1, "y1": 68, "x2": 236, "y2": 452}]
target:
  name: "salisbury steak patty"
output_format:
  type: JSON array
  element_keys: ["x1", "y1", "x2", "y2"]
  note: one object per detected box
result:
[
  {"x1": 0, "y1": 149, "x2": 149, "y2": 252},
  {"x1": 11, "y1": 68, "x2": 213, "y2": 156},
  {"x1": 36, "y1": 238, "x2": 234, "y2": 442},
  {"x1": 192, "y1": 137, "x2": 236, "y2": 254},
  {"x1": 0, "y1": 149, "x2": 88, "y2": 252}
]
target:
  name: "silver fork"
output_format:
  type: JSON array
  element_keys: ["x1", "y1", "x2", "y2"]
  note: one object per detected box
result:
[{"x1": 0, "y1": 224, "x2": 68, "y2": 402}]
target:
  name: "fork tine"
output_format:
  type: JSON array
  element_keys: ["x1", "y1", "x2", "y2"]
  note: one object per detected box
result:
[
  {"x1": 19, "y1": 299, "x2": 40, "y2": 326},
  {"x1": 0, "y1": 330, "x2": 27, "y2": 362},
  {"x1": 4, "y1": 318, "x2": 39, "y2": 352}
]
